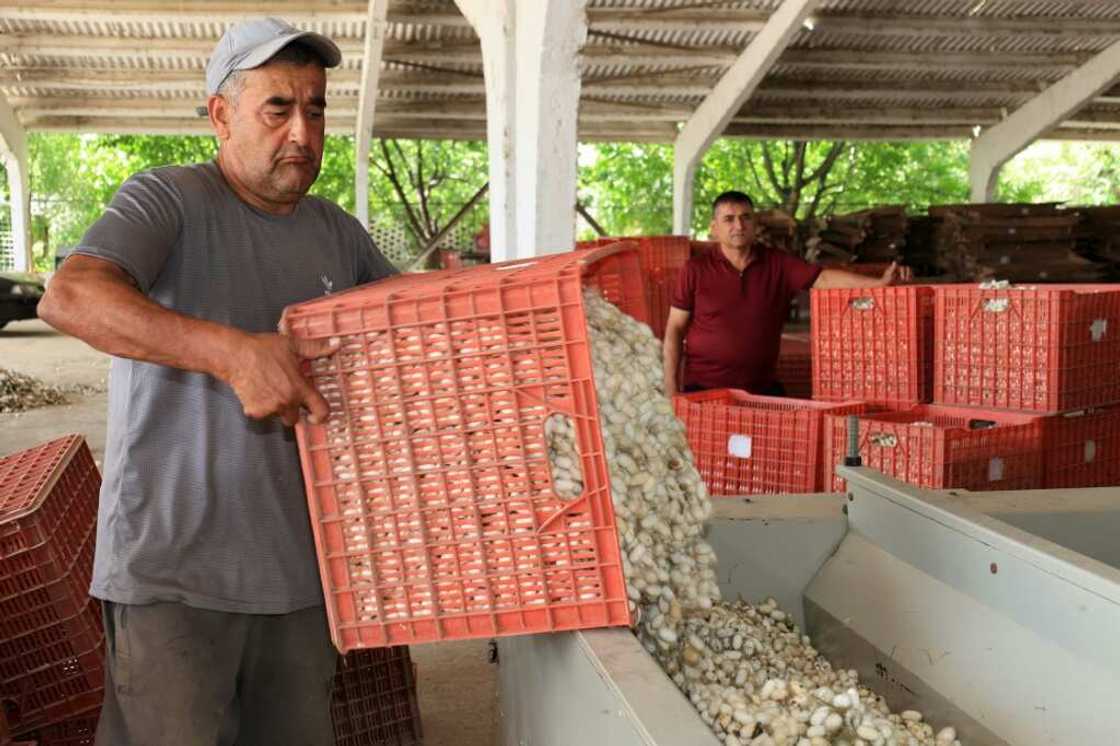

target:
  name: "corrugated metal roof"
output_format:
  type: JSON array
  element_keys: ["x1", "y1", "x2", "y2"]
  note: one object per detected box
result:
[{"x1": 3, "y1": 0, "x2": 1120, "y2": 141}]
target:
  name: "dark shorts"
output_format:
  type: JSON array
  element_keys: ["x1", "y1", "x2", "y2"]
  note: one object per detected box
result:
[{"x1": 95, "y1": 601, "x2": 337, "y2": 746}]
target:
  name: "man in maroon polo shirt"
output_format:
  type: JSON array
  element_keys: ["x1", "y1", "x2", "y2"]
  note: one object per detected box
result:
[{"x1": 664, "y1": 191, "x2": 910, "y2": 396}]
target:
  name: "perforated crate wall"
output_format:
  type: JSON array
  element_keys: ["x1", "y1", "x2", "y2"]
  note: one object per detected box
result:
[
  {"x1": 673, "y1": 390, "x2": 867, "y2": 496},
  {"x1": 934, "y1": 284, "x2": 1120, "y2": 412},
  {"x1": 1043, "y1": 405, "x2": 1120, "y2": 488},
  {"x1": 286, "y1": 247, "x2": 646, "y2": 650},
  {"x1": 577, "y1": 236, "x2": 691, "y2": 340},
  {"x1": 823, "y1": 405, "x2": 1045, "y2": 493},
  {"x1": 332, "y1": 647, "x2": 421, "y2": 746},
  {"x1": 17, "y1": 706, "x2": 99, "y2": 746},
  {"x1": 776, "y1": 333, "x2": 812, "y2": 398},
  {"x1": 0, "y1": 436, "x2": 103, "y2": 735},
  {"x1": 812, "y1": 286, "x2": 935, "y2": 406}
]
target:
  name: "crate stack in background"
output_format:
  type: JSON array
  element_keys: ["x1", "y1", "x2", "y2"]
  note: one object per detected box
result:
[
  {"x1": 0, "y1": 435, "x2": 104, "y2": 745},
  {"x1": 934, "y1": 283, "x2": 1120, "y2": 489},
  {"x1": 332, "y1": 647, "x2": 422, "y2": 746}
]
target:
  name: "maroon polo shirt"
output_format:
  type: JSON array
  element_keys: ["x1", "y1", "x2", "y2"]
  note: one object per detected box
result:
[{"x1": 670, "y1": 244, "x2": 821, "y2": 393}]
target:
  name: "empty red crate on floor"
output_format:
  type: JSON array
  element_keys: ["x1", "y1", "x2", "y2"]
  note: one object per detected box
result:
[
  {"x1": 332, "y1": 647, "x2": 421, "y2": 746},
  {"x1": 673, "y1": 390, "x2": 867, "y2": 495},
  {"x1": 578, "y1": 236, "x2": 691, "y2": 339},
  {"x1": 812, "y1": 286, "x2": 935, "y2": 406},
  {"x1": 1043, "y1": 405, "x2": 1120, "y2": 488},
  {"x1": 777, "y1": 332, "x2": 812, "y2": 398},
  {"x1": 823, "y1": 405, "x2": 1045, "y2": 493},
  {"x1": 934, "y1": 284, "x2": 1120, "y2": 412},
  {"x1": 0, "y1": 436, "x2": 103, "y2": 735},
  {"x1": 285, "y1": 247, "x2": 643, "y2": 650}
]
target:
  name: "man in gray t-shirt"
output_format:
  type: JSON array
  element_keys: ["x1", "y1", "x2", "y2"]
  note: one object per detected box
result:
[{"x1": 39, "y1": 18, "x2": 395, "y2": 746}]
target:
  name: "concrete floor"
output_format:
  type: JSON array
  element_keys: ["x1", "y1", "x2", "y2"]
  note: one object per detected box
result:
[{"x1": 0, "y1": 319, "x2": 501, "y2": 746}]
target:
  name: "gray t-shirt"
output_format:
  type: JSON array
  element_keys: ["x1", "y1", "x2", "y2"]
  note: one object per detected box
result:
[{"x1": 75, "y1": 161, "x2": 396, "y2": 614}]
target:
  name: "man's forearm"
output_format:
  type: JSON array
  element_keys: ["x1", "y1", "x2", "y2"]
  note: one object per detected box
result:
[
  {"x1": 40, "y1": 261, "x2": 246, "y2": 383},
  {"x1": 662, "y1": 333, "x2": 683, "y2": 395},
  {"x1": 812, "y1": 268, "x2": 886, "y2": 290}
]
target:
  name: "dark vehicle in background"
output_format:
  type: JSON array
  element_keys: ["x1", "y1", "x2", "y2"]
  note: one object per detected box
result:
[{"x1": 0, "y1": 272, "x2": 44, "y2": 329}]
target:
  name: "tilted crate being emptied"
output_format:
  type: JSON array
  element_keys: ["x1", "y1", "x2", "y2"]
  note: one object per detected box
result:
[
  {"x1": 0, "y1": 436, "x2": 103, "y2": 736},
  {"x1": 285, "y1": 247, "x2": 647, "y2": 650}
]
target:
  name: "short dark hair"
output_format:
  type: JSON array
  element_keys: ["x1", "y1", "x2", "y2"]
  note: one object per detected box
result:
[{"x1": 712, "y1": 191, "x2": 755, "y2": 214}]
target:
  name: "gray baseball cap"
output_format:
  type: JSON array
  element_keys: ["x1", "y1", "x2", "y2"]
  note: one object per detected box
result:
[{"x1": 206, "y1": 17, "x2": 342, "y2": 95}]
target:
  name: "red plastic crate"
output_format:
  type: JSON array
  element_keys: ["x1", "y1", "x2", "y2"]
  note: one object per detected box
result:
[
  {"x1": 578, "y1": 236, "x2": 691, "y2": 339},
  {"x1": 823, "y1": 405, "x2": 1045, "y2": 493},
  {"x1": 934, "y1": 284, "x2": 1120, "y2": 412},
  {"x1": 285, "y1": 247, "x2": 644, "y2": 650},
  {"x1": 19, "y1": 706, "x2": 99, "y2": 746},
  {"x1": 0, "y1": 436, "x2": 103, "y2": 735},
  {"x1": 812, "y1": 286, "x2": 935, "y2": 405},
  {"x1": 673, "y1": 390, "x2": 867, "y2": 496},
  {"x1": 1043, "y1": 405, "x2": 1120, "y2": 488},
  {"x1": 332, "y1": 647, "x2": 421, "y2": 746},
  {"x1": 776, "y1": 332, "x2": 812, "y2": 398}
]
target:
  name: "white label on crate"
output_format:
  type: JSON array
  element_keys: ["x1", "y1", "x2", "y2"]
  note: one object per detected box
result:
[
  {"x1": 988, "y1": 457, "x2": 1005, "y2": 482},
  {"x1": 1085, "y1": 440, "x2": 1097, "y2": 464},
  {"x1": 727, "y1": 434, "x2": 753, "y2": 459},
  {"x1": 870, "y1": 432, "x2": 897, "y2": 448},
  {"x1": 1091, "y1": 318, "x2": 1108, "y2": 342},
  {"x1": 849, "y1": 297, "x2": 875, "y2": 311},
  {"x1": 983, "y1": 298, "x2": 1010, "y2": 313}
]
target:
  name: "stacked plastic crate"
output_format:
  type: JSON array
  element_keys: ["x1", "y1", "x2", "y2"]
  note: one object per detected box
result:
[
  {"x1": 332, "y1": 647, "x2": 422, "y2": 746},
  {"x1": 0, "y1": 435, "x2": 104, "y2": 744},
  {"x1": 576, "y1": 236, "x2": 691, "y2": 340},
  {"x1": 283, "y1": 246, "x2": 646, "y2": 651},
  {"x1": 934, "y1": 284, "x2": 1120, "y2": 489},
  {"x1": 812, "y1": 285, "x2": 1052, "y2": 492},
  {"x1": 673, "y1": 391, "x2": 866, "y2": 496}
]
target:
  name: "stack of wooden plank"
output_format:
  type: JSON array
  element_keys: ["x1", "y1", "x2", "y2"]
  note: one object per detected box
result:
[
  {"x1": 754, "y1": 209, "x2": 799, "y2": 254},
  {"x1": 1073, "y1": 205, "x2": 1120, "y2": 271},
  {"x1": 927, "y1": 203, "x2": 1107, "y2": 282},
  {"x1": 808, "y1": 206, "x2": 908, "y2": 264}
]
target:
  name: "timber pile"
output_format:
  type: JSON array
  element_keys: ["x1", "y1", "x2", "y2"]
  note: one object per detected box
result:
[
  {"x1": 927, "y1": 203, "x2": 1107, "y2": 282},
  {"x1": 1073, "y1": 205, "x2": 1120, "y2": 269},
  {"x1": 803, "y1": 206, "x2": 907, "y2": 264},
  {"x1": 754, "y1": 209, "x2": 799, "y2": 253}
]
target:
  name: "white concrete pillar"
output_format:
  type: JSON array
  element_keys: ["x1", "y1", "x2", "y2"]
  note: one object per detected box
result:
[
  {"x1": 455, "y1": 0, "x2": 587, "y2": 261},
  {"x1": 970, "y1": 38, "x2": 1120, "y2": 202},
  {"x1": 672, "y1": 0, "x2": 818, "y2": 234},
  {"x1": 0, "y1": 95, "x2": 30, "y2": 272},
  {"x1": 354, "y1": 0, "x2": 388, "y2": 228}
]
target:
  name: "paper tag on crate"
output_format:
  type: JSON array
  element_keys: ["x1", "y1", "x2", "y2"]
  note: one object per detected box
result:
[
  {"x1": 727, "y1": 434, "x2": 752, "y2": 459},
  {"x1": 1091, "y1": 319, "x2": 1108, "y2": 342},
  {"x1": 988, "y1": 457, "x2": 1005, "y2": 482},
  {"x1": 1085, "y1": 440, "x2": 1097, "y2": 464}
]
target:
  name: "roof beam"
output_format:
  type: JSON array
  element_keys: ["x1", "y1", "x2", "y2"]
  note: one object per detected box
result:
[
  {"x1": 970, "y1": 38, "x2": 1120, "y2": 201},
  {"x1": 355, "y1": 0, "x2": 388, "y2": 229},
  {"x1": 672, "y1": 0, "x2": 817, "y2": 234},
  {"x1": 11, "y1": 4, "x2": 1120, "y2": 37},
  {"x1": 0, "y1": 31, "x2": 1095, "y2": 72}
]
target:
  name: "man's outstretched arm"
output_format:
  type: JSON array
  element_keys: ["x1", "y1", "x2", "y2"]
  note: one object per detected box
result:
[{"x1": 40, "y1": 255, "x2": 337, "y2": 426}]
